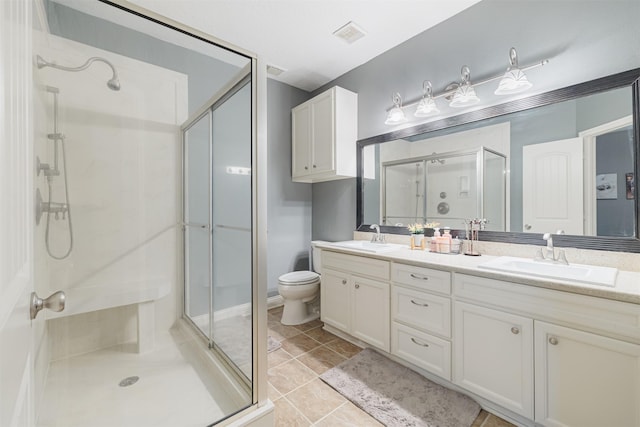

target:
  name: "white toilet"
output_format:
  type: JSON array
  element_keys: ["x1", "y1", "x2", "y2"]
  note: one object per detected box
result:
[{"x1": 278, "y1": 241, "x2": 323, "y2": 325}]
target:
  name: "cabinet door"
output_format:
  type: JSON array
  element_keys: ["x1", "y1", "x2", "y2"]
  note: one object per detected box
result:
[
  {"x1": 535, "y1": 321, "x2": 640, "y2": 427},
  {"x1": 292, "y1": 103, "x2": 311, "y2": 178},
  {"x1": 320, "y1": 268, "x2": 350, "y2": 331},
  {"x1": 352, "y1": 276, "x2": 390, "y2": 352},
  {"x1": 310, "y1": 90, "x2": 334, "y2": 174},
  {"x1": 454, "y1": 302, "x2": 534, "y2": 418}
]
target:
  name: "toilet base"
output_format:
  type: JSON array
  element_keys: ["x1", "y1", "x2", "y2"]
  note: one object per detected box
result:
[{"x1": 280, "y1": 299, "x2": 320, "y2": 326}]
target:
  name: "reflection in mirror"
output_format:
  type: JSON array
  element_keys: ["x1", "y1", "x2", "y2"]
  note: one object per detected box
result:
[{"x1": 362, "y1": 85, "x2": 635, "y2": 238}]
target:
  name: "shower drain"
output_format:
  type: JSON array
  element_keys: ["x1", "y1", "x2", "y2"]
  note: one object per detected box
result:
[{"x1": 119, "y1": 376, "x2": 139, "y2": 387}]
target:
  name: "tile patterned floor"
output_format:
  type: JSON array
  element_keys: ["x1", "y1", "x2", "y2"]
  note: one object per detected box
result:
[{"x1": 267, "y1": 306, "x2": 516, "y2": 427}]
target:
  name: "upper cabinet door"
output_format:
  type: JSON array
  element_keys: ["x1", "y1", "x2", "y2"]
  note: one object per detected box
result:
[
  {"x1": 292, "y1": 103, "x2": 311, "y2": 178},
  {"x1": 310, "y1": 89, "x2": 335, "y2": 175}
]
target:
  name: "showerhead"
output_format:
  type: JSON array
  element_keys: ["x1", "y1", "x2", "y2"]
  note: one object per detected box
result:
[
  {"x1": 107, "y1": 77, "x2": 120, "y2": 91},
  {"x1": 36, "y1": 55, "x2": 121, "y2": 92}
]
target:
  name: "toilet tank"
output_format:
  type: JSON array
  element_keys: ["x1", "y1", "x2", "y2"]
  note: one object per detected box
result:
[{"x1": 310, "y1": 241, "x2": 325, "y2": 274}]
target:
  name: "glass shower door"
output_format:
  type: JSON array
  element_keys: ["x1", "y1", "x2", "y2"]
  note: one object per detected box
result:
[
  {"x1": 184, "y1": 111, "x2": 212, "y2": 336},
  {"x1": 183, "y1": 73, "x2": 253, "y2": 382}
]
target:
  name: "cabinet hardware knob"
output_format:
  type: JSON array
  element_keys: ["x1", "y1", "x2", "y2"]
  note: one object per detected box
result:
[
  {"x1": 341, "y1": 279, "x2": 347, "y2": 285},
  {"x1": 313, "y1": 164, "x2": 316, "y2": 168},
  {"x1": 355, "y1": 284, "x2": 360, "y2": 289},
  {"x1": 511, "y1": 327, "x2": 520, "y2": 335},
  {"x1": 525, "y1": 224, "x2": 532, "y2": 230},
  {"x1": 410, "y1": 299, "x2": 429, "y2": 307},
  {"x1": 549, "y1": 337, "x2": 559, "y2": 345},
  {"x1": 304, "y1": 166, "x2": 308, "y2": 170},
  {"x1": 411, "y1": 337, "x2": 429, "y2": 347},
  {"x1": 410, "y1": 273, "x2": 429, "y2": 280}
]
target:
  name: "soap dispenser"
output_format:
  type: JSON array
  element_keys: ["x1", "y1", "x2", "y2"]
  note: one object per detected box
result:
[{"x1": 430, "y1": 228, "x2": 440, "y2": 252}]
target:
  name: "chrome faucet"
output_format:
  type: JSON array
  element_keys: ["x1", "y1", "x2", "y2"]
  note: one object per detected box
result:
[
  {"x1": 535, "y1": 230, "x2": 568, "y2": 265},
  {"x1": 369, "y1": 224, "x2": 385, "y2": 243}
]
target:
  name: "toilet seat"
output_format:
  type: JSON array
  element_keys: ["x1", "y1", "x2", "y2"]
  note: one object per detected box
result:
[{"x1": 278, "y1": 271, "x2": 320, "y2": 285}]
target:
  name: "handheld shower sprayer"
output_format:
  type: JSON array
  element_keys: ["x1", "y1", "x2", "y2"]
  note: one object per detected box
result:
[{"x1": 36, "y1": 55, "x2": 120, "y2": 91}]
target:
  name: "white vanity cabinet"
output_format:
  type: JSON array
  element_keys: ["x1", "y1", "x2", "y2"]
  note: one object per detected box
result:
[
  {"x1": 534, "y1": 321, "x2": 640, "y2": 427},
  {"x1": 454, "y1": 273, "x2": 640, "y2": 426},
  {"x1": 291, "y1": 86, "x2": 357, "y2": 183},
  {"x1": 390, "y1": 264, "x2": 452, "y2": 380},
  {"x1": 320, "y1": 250, "x2": 390, "y2": 352}
]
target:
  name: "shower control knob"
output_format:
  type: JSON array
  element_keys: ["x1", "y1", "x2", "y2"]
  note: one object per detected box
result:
[{"x1": 30, "y1": 290, "x2": 66, "y2": 320}]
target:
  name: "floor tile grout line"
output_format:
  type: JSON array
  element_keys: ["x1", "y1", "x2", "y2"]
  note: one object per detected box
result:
[
  {"x1": 280, "y1": 394, "x2": 315, "y2": 426},
  {"x1": 310, "y1": 400, "x2": 350, "y2": 426}
]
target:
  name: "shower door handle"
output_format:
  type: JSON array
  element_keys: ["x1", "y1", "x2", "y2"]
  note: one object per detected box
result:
[{"x1": 30, "y1": 290, "x2": 66, "y2": 320}]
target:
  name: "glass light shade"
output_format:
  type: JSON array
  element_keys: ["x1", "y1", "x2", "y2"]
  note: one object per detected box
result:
[
  {"x1": 495, "y1": 68, "x2": 533, "y2": 95},
  {"x1": 449, "y1": 84, "x2": 480, "y2": 108},
  {"x1": 414, "y1": 97, "x2": 440, "y2": 117},
  {"x1": 385, "y1": 105, "x2": 407, "y2": 125}
]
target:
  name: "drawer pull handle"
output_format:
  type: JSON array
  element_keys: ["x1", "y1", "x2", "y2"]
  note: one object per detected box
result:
[
  {"x1": 341, "y1": 279, "x2": 347, "y2": 285},
  {"x1": 410, "y1": 299, "x2": 429, "y2": 307},
  {"x1": 410, "y1": 273, "x2": 429, "y2": 281},
  {"x1": 549, "y1": 337, "x2": 559, "y2": 345},
  {"x1": 411, "y1": 337, "x2": 429, "y2": 347},
  {"x1": 511, "y1": 327, "x2": 520, "y2": 335}
]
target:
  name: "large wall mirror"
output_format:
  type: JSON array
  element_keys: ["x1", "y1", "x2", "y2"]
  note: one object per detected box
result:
[{"x1": 357, "y1": 69, "x2": 640, "y2": 252}]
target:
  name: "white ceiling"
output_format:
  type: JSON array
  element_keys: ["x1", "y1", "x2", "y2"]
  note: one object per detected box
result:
[{"x1": 128, "y1": 0, "x2": 481, "y2": 92}]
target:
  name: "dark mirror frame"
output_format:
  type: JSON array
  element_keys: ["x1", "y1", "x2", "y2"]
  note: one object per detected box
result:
[{"x1": 357, "y1": 68, "x2": 640, "y2": 252}]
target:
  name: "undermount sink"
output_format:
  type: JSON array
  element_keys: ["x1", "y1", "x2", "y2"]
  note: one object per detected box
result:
[
  {"x1": 478, "y1": 256, "x2": 618, "y2": 287},
  {"x1": 327, "y1": 240, "x2": 405, "y2": 253}
]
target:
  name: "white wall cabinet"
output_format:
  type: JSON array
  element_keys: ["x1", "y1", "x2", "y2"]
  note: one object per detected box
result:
[
  {"x1": 291, "y1": 86, "x2": 358, "y2": 183},
  {"x1": 454, "y1": 301, "x2": 534, "y2": 418},
  {"x1": 534, "y1": 321, "x2": 640, "y2": 427}
]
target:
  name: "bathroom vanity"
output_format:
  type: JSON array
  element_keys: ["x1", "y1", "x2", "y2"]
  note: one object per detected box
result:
[{"x1": 317, "y1": 242, "x2": 640, "y2": 427}]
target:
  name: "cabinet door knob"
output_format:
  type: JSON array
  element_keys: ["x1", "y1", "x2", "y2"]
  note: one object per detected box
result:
[
  {"x1": 549, "y1": 337, "x2": 559, "y2": 345},
  {"x1": 341, "y1": 279, "x2": 347, "y2": 285},
  {"x1": 313, "y1": 164, "x2": 316, "y2": 168},
  {"x1": 304, "y1": 166, "x2": 308, "y2": 170},
  {"x1": 511, "y1": 327, "x2": 520, "y2": 335},
  {"x1": 355, "y1": 284, "x2": 360, "y2": 289},
  {"x1": 525, "y1": 224, "x2": 532, "y2": 230}
]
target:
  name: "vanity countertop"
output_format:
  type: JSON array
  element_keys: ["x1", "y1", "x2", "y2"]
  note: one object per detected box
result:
[{"x1": 316, "y1": 242, "x2": 640, "y2": 305}]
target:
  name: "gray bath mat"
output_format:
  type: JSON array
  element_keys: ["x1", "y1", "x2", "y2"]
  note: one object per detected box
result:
[
  {"x1": 267, "y1": 336, "x2": 281, "y2": 353},
  {"x1": 320, "y1": 348, "x2": 480, "y2": 427}
]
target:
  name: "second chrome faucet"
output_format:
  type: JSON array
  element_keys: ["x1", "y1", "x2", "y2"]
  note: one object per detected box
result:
[{"x1": 535, "y1": 230, "x2": 568, "y2": 265}]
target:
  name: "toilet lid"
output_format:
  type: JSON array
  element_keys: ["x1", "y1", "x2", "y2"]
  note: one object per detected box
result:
[{"x1": 278, "y1": 271, "x2": 320, "y2": 285}]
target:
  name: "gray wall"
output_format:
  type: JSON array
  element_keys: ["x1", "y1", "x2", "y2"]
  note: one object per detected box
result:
[
  {"x1": 310, "y1": 0, "x2": 640, "y2": 241},
  {"x1": 596, "y1": 128, "x2": 635, "y2": 237},
  {"x1": 267, "y1": 79, "x2": 312, "y2": 295}
]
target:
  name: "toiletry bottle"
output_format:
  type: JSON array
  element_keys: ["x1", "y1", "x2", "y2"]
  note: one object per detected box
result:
[
  {"x1": 430, "y1": 228, "x2": 440, "y2": 252},
  {"x1": 442, "y1": 227, "x2": 452, "y2": 253}
]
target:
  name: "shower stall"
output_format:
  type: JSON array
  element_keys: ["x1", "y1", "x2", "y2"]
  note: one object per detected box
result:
[{"x1": 14, "y1": 1, "x2": 266, "y2": 426}]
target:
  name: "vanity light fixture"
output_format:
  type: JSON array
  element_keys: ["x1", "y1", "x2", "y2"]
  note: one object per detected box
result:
[
  {"x1": 494, "y1": 47, "x2": 533, "y2": 95},
  {"x1": 449, "y1": 66, "x2": 480, "y2": 108},
  {"x1": 385, "y1": 93, "x2": 408, "y2": 125},
  {"x1": 414, "y1": 81, "x2": 440, "y2": 117},
  {"x1": 384, "y1": 47, "x2": 549, "y2": 125}
]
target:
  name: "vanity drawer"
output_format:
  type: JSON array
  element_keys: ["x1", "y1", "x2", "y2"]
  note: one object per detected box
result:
[
  {"x1": 392, "y1": 263, "x2": 451, "y2": 295},
  {"x1": 391, "y1": 322, "x2": 451, "y2": 381},
  {"x1": 392, "y1": 285, "x2": 451, "y2": 338},
  {"x1": 454, "y1": 273, "x2": 640, "y2": 343},
  {"x1": 322, "y1": 250, "x2": 390, "y2": 280}
]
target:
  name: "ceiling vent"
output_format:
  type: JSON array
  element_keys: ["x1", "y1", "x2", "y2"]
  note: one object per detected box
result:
[
  {"x1": 267, "y1": 64, "x2": 286, "y2": 76},
  {"x1": 333, "y1": 21, "x2": 366, "y2": 44}
]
